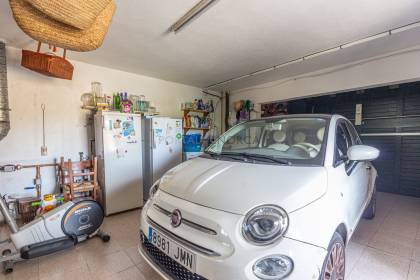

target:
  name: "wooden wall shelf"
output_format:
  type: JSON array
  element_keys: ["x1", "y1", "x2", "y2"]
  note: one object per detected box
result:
[
  {"x1": 182, "y1": 109, "x2": 210, "y2": 115},
  {"x1": 183, "y1": 127, "x2": 210, "y2": 134}
]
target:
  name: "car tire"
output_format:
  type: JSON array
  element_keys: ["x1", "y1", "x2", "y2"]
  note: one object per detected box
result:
[
  {"x1": 362, "y1": 188, "x2": 376, "y2": 220},
  {"x1": 320, "y1": 232, "x2": 345, "y2": 280}
]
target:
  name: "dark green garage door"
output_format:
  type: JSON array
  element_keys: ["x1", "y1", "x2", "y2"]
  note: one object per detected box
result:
[{"x1": 287, "y1": 81, "x2": 420, "y2": 197}]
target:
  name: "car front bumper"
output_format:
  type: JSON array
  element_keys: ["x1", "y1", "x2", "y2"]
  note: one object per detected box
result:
[
  {"x1": 138, "y1": 233, "x2": 326, "y2": 280},
  {"x1": 139, "y1": 199, "x2": 327, "y2": 280}
]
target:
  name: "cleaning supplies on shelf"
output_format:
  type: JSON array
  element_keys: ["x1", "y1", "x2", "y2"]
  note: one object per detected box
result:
[
  {"x1": 120, "y1": 92, "x2": 132, "y2": 113},
  {"x1": 183, "y1": 133, "x2": 202, "y2": 152},
  {"x1": 181, "y1": 99, "x2": 214, "y2": 112},
  {"x1": 183, "y1": 115, "x2": 210, "y2": 129},
  {"x1": 112, "y1": 92, "x2": 121, "y2": 110}
]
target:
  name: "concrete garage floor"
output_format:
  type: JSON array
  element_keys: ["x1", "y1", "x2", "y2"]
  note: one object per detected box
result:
[{"x1": 0, "y1": 192, "x2": 420, "y2": 280}]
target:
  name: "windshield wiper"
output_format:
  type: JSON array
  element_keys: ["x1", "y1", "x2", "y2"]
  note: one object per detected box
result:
[
  {"x1": 239, "y1": 153, "x2": 292, "y2": 165},
  {"x1": 204, "y1": 151, "x2": 247, "y2": 162},
  {"x1": 206, "y1": 151, "x2": 291, "y2": 165}
]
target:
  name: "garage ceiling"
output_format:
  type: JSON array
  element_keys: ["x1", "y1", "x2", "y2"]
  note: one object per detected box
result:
[{"x1": 1, "y1": 0, "x2": 420, "y2": 90}]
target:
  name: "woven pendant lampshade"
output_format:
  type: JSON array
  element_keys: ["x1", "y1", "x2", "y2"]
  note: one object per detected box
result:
[
  {"x1": 9, "y1": 0, "x2": 116, "y2": 52},
  {"x1": 24, "y1": 0, "x2": 112, "y2": 30}
]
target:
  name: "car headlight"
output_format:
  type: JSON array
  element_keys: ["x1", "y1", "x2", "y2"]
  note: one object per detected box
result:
[
  {"x1": 253, "y1": 255, "x2": 293, "y2": 279},
  {"x1": 242, "y1": 205, "x2": 288, "y2": 245},
  {"x1": 149, "y1": 180, "x2": 160, "y2": 199}
]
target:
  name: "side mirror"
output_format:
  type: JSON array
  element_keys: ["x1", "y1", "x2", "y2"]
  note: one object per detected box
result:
[{"x1": 347, "y1": 145, "x2": 380, "y2": 161}]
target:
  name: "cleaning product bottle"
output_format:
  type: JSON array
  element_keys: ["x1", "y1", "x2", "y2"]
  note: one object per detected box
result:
[
  {"x1": 41, "y1": 194, "x2": 57, "y2": 212},
  {"x1": 120, "y1": 92, "x2": 132, "y2": 113}
]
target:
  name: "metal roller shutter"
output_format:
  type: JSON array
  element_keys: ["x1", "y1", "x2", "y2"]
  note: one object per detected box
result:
[{"x1": 288, "y1": 81, "x2": 420, "y2": 197}]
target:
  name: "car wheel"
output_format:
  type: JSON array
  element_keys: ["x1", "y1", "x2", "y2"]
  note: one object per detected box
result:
[
  {"x1": 320, "y1": 232, "x2": 345, "y2": 280},
  {"x1": 362, "y1": 188, "x2": 376, "y2": 219}
]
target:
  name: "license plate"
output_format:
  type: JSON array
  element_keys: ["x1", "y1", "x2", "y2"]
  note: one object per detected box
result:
[{"x1": 148, "y1": 226, "x2": 196, "y2": 273}]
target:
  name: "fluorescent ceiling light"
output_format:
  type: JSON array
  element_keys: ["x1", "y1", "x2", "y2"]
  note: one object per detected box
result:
[
  {"x1": 232, "y1": 75, "x2": 249, "y2": 81},
  {"x1": 303, "y1": 47, "x2": 341, "y2": 60},
  {"x1": 275, "y1": 58, "x2": 304, "y2": 69},
  {"x1": 171, "y1": 0, "x2": 217, "y2": 32},
  {"x1": 250, "y1": 68, "x2": 275, "y2": 76},
  {"x1": 391, "y1": 21, "x2": 420, "y2": 34},
  {"x1": 340, "y1": 32, "x2": 389, "y2": 48}
]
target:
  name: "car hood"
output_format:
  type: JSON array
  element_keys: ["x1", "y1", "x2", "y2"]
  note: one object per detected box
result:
[{"x1": 159, "y1": 157, "x2": 328, "y2": 215}]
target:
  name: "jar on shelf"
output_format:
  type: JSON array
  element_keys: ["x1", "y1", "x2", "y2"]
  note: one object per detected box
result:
[{"x1": 91, "y1": 81, "x2": 104, "y2": 104}]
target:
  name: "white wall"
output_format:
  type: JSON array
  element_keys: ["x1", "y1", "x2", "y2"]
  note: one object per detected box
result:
[
  {"x1": 0, "y1": 46, "x2": 207, "y2": 197},
  {"x1": 231, "y1": 47, "x2": 420, "y2": 110}
]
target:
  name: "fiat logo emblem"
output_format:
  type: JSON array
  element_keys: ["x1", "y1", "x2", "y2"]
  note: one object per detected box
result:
[{"x1": 170, "y1": 209, "x2": 182, "y2": 228}]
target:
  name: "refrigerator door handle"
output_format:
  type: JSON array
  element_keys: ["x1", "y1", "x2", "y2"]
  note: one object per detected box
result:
[{"x1": 152, "y1": 129, "x2": 156, "y2": 149}]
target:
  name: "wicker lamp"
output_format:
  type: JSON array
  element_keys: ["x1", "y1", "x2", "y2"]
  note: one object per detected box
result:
[
  {"x1": 9, "y1": 0, "x2": 116, "y2": 52},
  {"x1": 24, "y1": 0, "x2": 112, "y2": 30}
]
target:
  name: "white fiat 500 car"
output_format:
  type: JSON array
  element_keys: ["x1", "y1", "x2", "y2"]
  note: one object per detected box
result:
[{"x1": 139, "y1": 114, "x2": 379, "y2": 280}]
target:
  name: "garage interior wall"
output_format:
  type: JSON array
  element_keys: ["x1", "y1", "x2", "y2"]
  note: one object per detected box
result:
[{"x1": 0, "y1": 46, "x2": 212, "y2": 196}]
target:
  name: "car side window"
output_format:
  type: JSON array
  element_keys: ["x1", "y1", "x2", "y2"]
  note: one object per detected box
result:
[{"x1": 334, "y1": 122, "x2": 353, "y2": 169}]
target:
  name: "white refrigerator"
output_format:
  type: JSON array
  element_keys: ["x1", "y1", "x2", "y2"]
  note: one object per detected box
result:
[
  {"x1": 143, "y1": 117, "x2": 183, "y2": 200},
  {"x1": 94, "y1": 112, "x2": 143, "y2": 215}
]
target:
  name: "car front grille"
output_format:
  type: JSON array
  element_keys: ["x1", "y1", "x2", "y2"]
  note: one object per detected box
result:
[
  {"x1": 141, "y1": 234, "x2": 208, "y2": 280},
  {"x1": 152, "y1": 204, "x2": 217, "y2": 235}
]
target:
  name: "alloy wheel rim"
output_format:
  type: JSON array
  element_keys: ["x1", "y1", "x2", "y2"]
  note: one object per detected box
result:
[{"x1": 324, "y1": 242, "x2": 345, "y2": 280}]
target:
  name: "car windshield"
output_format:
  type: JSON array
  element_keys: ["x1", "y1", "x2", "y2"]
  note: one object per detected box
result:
[{"x1": 205, "y1": 117, "x2": 329, "y2": 165}]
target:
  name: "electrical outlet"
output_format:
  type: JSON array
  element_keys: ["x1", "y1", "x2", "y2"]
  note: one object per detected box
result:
[{"x1": 41, "y1": 146, "x2": 48, "y2": 156}]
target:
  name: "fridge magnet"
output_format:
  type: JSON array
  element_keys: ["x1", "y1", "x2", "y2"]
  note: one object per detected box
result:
[
  {"x1": 116, "y1": 147, "x2": 126, "y2": 158},
  {"x1": 122, "y1": 120, "x2": 135, "y2": 137},
  {"x1": 154, "y1": 128, "x2": 163, "y2": 138},
  {"x1": 165, "y1": 136, "x2": 174, "y2": 145},
  {"x1": 113, "y1": 120, "x2": 121, "y2": 129}
]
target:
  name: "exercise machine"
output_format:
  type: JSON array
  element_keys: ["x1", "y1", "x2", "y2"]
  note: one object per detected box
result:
[{"x1": 0, "y1": 165, "x2": 110, "y2": 273}]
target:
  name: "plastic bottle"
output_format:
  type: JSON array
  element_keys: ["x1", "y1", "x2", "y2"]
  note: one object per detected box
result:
[
  {"x1": 42, "y1": 194, "x2": 57, "y2": 212},
  {"x1": 115, "y1": 93, "x2": 121, "y2": 110}
]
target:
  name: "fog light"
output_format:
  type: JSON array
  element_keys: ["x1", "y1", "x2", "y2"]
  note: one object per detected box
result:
[{"x1": 253, "y1": 255, "x2": 293, "y2": 279}]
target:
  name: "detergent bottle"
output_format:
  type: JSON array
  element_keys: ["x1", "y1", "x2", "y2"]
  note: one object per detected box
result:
[{"x1": 41, "y1": 194, "x2": 57, "y2": 212}]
